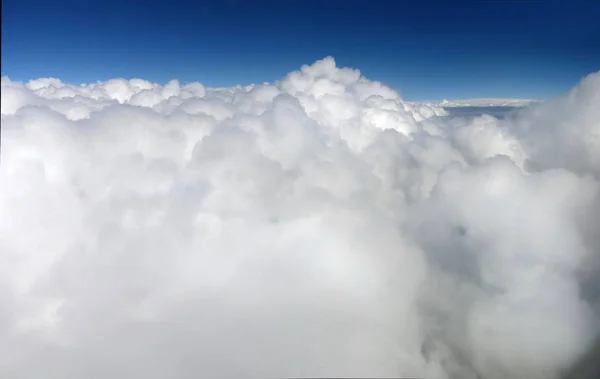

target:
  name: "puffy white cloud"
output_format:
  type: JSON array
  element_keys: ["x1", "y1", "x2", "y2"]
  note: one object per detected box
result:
[
  {"x1": 509, "y1": 73, "x2": 600, "y2": 178},
  {"x1": 1, "y1": 77, "x2": 39, "y2": 116},
  {"x1": 1, "y1": 57, "x2": 599, "y2": 379}
]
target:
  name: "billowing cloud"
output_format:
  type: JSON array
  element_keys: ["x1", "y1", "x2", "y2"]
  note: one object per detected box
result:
[{"x1": 1, "y1": 57, "x2": 599, "y2": 379}]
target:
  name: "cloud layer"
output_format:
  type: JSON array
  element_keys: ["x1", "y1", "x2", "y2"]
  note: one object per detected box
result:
[
  {"x1": 1, "y1": 57, "x2": 599, "y2": 379},
  {"x1": 413, "y1": 98, "x2": 537, "y2": 108}
]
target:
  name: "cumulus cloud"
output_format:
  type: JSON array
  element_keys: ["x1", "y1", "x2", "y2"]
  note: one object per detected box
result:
[{"x1": 1, "y1": 57, "x2": 599, "y2": 379}]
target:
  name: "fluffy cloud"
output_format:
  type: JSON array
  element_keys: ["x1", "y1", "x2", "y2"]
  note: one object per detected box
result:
[{"x1": 1, "y1": 57, "x2": 599, "y2": 379}]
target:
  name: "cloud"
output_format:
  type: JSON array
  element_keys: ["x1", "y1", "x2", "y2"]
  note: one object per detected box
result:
[
  {"x1": 1, "y1": 57, "x2": 599, "y2": 379},
  {"x1": 415, "y1": 98, "x2": 538, "y2": 108}
]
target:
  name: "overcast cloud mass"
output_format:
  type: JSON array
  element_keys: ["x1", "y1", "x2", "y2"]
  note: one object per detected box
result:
[{"x1": 1, "y1": 57, "x2": 599, "y2": 379}]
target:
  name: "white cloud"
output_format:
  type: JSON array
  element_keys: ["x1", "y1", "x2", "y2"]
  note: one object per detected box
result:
[
  {"x1": 414, "y1": 98, "x2": 539, "y2": 108},
  {"x1": 1, "y1": 57, "x2": 599, "y2": 379}
]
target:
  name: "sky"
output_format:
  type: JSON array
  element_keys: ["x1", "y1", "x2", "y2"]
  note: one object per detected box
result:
[{"x1": 1, "y1": 0, "x2": 599, "y2": 99}]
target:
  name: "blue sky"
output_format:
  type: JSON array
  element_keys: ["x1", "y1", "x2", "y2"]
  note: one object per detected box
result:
[{"x1": 2, "y1": 0, "x2": 599, "y2": 100}]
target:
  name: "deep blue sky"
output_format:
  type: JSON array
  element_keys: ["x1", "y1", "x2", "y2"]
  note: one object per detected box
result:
[{"x1": 2, "y1": 0, "x2": 599, "y2": 100}]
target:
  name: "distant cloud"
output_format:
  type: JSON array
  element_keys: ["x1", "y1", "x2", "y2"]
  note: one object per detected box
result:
[
  {"x1": 414, "y1": 98, "x2": 538, "y2": 108},
  {"x1": 1, "y1": 57, "x2": 599, "y2": 379}
]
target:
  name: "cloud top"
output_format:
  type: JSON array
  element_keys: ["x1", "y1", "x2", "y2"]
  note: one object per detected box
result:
[{"x1": 1, "y1": 57, "x2": 599, "y2": 379}]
